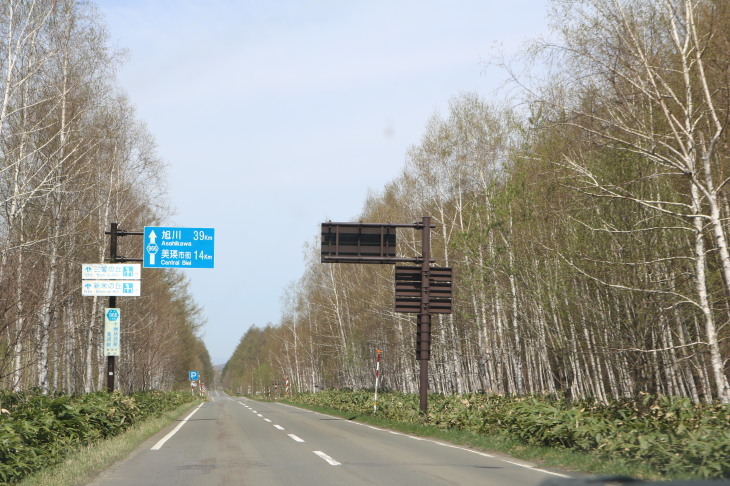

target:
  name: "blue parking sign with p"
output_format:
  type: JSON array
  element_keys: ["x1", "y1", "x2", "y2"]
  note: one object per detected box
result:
[{"x1": 189, "y1": 371, "x2": 199, "y2": 381}]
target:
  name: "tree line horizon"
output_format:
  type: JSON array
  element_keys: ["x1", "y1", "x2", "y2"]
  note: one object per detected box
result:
[
  {"x1": 222, "y1": 0, "x2": 730, "y2": 404},
  {"x1": 0, "y1": 0, "x2": 214, "y2": 394}
]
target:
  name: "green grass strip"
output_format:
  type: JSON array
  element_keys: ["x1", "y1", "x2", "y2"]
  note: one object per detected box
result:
[{"x1": 18, "y1": 400, "x2": 202, "y2": 486}]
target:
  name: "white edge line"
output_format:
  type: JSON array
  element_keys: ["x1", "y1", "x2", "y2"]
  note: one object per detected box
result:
[
  {"x1": 533, "y1": 467, "x2": 571, "y2": 477},
  {"x1": 151, "y1": 403, "x2": 204, "y2": 450},
  {"x1": 503, "y1": 459, "x2": 533, "y2": 468},
  {"x1": 274, "y1": 401, "x2": 571, "y2": 478},
  {"x1": 313, "y1": 450, "x2": 341, "y2": 466}
]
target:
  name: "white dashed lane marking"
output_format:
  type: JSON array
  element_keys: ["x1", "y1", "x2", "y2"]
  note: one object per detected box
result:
[{"x1": 313, "y1": 450, "x2": 341, "y2": 466}]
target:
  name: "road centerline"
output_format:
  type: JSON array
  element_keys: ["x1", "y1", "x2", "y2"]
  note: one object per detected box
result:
[{"x1": 313, "y1": 450, "x2": 341, "y2": 466}]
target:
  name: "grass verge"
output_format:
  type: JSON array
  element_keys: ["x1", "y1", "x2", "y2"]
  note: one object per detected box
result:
[
  {"x1": 18, "y1": 400, "x2": 202, "y2": 486},
  {"x1": 278, "y1": 398, "x2": 663, "y2": 481}
]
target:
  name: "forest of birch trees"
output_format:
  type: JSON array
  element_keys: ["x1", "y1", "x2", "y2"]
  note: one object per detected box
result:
[
  {"x1": 0, "y1": 0, "x2": 212, "y2": 394},
  {"x1": 223, "y1": 0, "x2": 730, "y2": 404}
]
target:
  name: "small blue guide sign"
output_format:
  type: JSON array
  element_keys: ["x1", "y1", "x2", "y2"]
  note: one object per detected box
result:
[
  {"x1": 104, "y1": 308, "x2": 121, "y2": 357},
  {"x1": 143, "y1": 227, "x2": 215, "y2": 269},
  {"x1": 189, "y1": 371, "x2": 199, "y2": 381}
]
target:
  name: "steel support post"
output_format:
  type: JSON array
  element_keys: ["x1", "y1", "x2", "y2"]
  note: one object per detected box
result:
[
  {"x1": 107, "y1": 223, "x2": 118, "y2": 393},
  {"x1": 419, "y1": 216, "x2": 431, "y2": 414}
]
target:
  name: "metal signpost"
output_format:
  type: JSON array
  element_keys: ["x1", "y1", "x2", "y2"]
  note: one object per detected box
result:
[
  {"x1": 321, "y1": 216, "x2": 453, "y2": 414},
  {"x1": 103, "y1": 223, "x2": 143, "y2": 393},
  {"x1": 82, "y1": 223, "x2": 215, "y2": 394}
]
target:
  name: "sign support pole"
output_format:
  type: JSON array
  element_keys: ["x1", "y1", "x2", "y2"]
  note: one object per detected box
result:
[
  {"x1": 419, "y1": 216, "x2": 431, "y2": 415},
  {"x1": 107, "y1": 223, "x2": 118, "y2": 393},
  {"x1": 104, "y1": 223, "x2": 143, "y2": 393},
  {"x1": 320, "y1": 217, "x2": 450, "y2": 418}
]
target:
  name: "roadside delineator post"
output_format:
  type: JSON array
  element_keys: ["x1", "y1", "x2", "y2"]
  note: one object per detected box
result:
[{"x1": 373, "y1": 350, "x2": 382, "y2": 412}]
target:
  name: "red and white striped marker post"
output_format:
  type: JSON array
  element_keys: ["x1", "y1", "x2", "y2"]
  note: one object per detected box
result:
[{"x1": 373, "y1": 350, "x2": 382, "y2": 412}]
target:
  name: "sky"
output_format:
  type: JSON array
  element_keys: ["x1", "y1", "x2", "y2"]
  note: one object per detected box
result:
[{"x1": 94, "y1": 0, "x2": 553, "y2": 365}]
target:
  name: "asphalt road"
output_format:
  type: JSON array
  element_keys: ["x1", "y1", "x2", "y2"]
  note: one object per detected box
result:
[{"x1": 86, "y1": 390, "x2": 572, "y2": 486}]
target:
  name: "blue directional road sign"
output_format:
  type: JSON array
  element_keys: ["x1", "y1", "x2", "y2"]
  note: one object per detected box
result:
[
  {"x1": 143, "y1": 227, "x2": 215, "y2": 269},
  {"x1": 189, "y1": 371, "x2": 199, "y2": 381}
]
